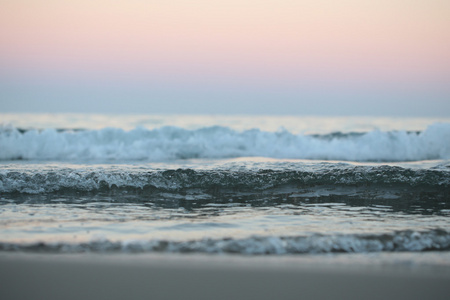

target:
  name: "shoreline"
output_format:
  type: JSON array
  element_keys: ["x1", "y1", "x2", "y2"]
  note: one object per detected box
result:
[{"x1": 1, "y1": 252, "x2": 449, "y2": 300}]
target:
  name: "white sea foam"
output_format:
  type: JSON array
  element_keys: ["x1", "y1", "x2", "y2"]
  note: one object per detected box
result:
[
  {"x1": 1, "y1": 123, "x2": 449, "y2": 162},
  {"x1": 1, "y1": 230, "x2": 449, "y2": 254}
]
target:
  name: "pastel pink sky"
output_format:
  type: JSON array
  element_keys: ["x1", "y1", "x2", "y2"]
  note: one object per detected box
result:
[{"x1": 1, "y1": 0, "x2": 449, "y2": 115}]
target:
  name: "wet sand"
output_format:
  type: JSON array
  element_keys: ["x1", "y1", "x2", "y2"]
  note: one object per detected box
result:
[{"x1": 1, "y1": 253, "x2": 449, "y2": 300}]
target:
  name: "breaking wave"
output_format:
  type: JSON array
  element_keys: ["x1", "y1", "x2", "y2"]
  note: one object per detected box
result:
[
  {"x1": 1, "y1": 165, "x2": 449, "y2": 195},
  {"x1": 1, "y1": 123, "x2": 449, "y2": 162}
]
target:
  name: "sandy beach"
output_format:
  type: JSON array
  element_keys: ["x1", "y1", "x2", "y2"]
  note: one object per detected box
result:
[{"x1": 1, "y1": 252, "x2": 449, "y2": 300}]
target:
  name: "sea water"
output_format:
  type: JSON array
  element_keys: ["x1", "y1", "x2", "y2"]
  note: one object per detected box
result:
[{"x1": 0, "y1": 114, "x2": 449, "y2": 265}]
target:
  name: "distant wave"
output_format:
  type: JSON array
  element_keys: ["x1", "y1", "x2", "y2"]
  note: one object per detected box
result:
[{"x1": 1, "y1": 123, "x2": 449, "y2": 162}]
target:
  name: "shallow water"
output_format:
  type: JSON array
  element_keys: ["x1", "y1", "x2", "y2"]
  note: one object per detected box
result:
[{"x1": 0, "y1": 114, "x2": 449, "y2": 261}]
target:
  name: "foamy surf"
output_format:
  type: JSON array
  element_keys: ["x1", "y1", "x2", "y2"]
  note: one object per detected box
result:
[
  {"x1": 0, "y1": 162, "x2": 449, "y2": 195},
  {"x1": 1, "y1": 229, "x2": 448, "y2": 254},
  {"x1": 1, "y1": 122, "x2": 449, "y2": 162}
]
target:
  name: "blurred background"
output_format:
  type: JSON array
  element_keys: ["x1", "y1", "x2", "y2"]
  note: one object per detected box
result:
[{"x1": 1, "y1": 0, "x2": 449, "y2": 116}]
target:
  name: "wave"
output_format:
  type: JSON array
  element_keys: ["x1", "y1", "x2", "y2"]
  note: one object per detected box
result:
[
  {"x1": 1, "y1": 123, "x2": 450, "y2": 162},
  {"x1": 1, "y1": 165, "x2": 448, "y2": 195},
  {"x1": 1, "y1": 230, "x2": 448, "y2": 254}
]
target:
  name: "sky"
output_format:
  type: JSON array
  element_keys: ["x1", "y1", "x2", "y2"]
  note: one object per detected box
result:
[{"x1": 1, "y1": 0, "x2": 449, "y2": 116}]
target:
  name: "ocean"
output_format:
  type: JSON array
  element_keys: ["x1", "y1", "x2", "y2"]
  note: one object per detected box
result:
[{"x1": 1, "y1": 113, "x2": 450, "y2": 265}]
